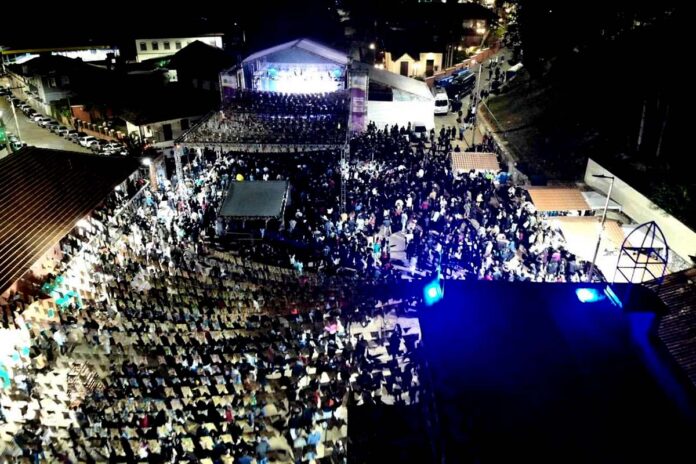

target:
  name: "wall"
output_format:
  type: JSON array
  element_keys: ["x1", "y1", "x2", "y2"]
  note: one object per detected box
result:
[
  {"x1": 135, "y1": 36, "x2": 224, "y2": 63},
  {"x1": 424, "y1": 45, "x2": 499, "y2": 87},
  {"x1": 125, "y1": 116, "x2": 202, "y2": 143},
  {"x1": 584, "y1": 158, "x2": 696, "y2": 263},
  {"x1": 384, "y1": 52, "x2": 444, "y2": 79},
  {"x1": 367, "y1": 100, "x2": 435, "y2": 131}
]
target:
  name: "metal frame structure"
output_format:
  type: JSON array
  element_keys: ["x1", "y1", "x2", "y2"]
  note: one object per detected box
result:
[{"x1": 613, "y1": 221, "x2": 669, "y2": 284}]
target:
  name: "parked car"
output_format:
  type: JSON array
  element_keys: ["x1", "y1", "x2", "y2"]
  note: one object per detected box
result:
[
  {"x1": 90, "y1": 140, "x2": 109, "y2": 152},
  {"x1": 45, "y1": 122, "x2": 61, "y2": 132},
  {"x1": 69, "y1": 131, "x2": 87, "y2": 143},
  {"x1": 36, "y1": 117, "x2": 53, "y2": 127},
  {"x1": 64, "y1": 129, "x2": 79, "y2": 139},
  {"x1": 57, "y1": 127, "x2": 72, "y2": 137},
  {"x1": 24, "y1": 109, "x2": 37, "y2": 118},
  {"x1": 409, "y1": 122, "x2": 429, "y2": 142},
  {"x1": 50, "y1": 124, "x2": 67, "y2": 134},
  {"x1": 78, "y1": 135, "x2": 97, "y2": 147}
]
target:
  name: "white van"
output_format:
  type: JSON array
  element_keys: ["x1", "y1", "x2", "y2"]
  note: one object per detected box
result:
[{"x1": 433, "y1": 87, "x2": 450, "y2": 115}]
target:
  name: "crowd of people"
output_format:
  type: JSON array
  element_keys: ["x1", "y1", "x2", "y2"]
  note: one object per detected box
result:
[
  {"x1": 182, "y1": 91, "x2": 349, "y2": 146},
  {"x1": 2, "y1": 84, "x2": 597, "y2": 463},
  {"x1": 223, "y1": 91, "x2": 349, "y2": 116}
]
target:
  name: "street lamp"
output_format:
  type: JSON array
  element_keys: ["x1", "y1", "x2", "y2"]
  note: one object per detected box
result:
[{"x1": 587, "y1": 174, "x2": 615, "y2": 282}]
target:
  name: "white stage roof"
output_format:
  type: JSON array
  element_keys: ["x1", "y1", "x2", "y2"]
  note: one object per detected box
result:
[{"x1": 242, "y1": 38, "x2": 349, "y2": 66}]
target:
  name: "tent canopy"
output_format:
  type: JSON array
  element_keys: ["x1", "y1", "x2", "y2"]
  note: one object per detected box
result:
[
  {"x1": 581, "y1": 191, "x2": 622, "y2": 212},
  {"x1": 368, "y1": 66, "x2": 434, "y2": 101},
  {"x1": 451, "y1": 152, "x2": 500, "y2": 173},
  {"x1": 219, "y1": 181, "x2": 289, "y2": 219},
  {"x1": 527, "y1": 187, "x2": 590, "y2": 212}
]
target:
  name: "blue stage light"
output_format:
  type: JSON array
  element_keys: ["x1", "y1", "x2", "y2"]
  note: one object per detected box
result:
[
  {"x1": 576, "y1": 288, "x2": 603, "y2": 303},
  {"x1": 424, "y1": 279, "x2": 444, "y2": 306}
]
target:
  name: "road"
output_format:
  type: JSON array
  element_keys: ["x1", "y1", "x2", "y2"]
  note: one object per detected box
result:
[
  {"x1": 434, "y1": 48, "x2": 513, "y2": 150},
  {"x1": 0, "y1": 85, "x2": 90, "y2": 159}
]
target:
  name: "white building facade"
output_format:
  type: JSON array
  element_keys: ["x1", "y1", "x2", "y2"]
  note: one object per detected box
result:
[{"x1": 135, "y1": 35, "x2": 224, "y2": 62}]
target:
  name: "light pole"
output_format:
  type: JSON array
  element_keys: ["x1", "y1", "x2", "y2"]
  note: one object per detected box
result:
[{"x1": 587, "y1": 174, "x2": 615, "y2": 282}]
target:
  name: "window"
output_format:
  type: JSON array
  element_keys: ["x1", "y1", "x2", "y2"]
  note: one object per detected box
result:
[
  {"x1": 164, "y1": 41, "x2": 170, "y2": 50},
  {"x1": 175, "y1": 41, "x2": 182, "y2": 50},
  {"x1": 181, "y1": 119, "x2": 190, "y2": 130},
  {"x1": 139, "y1": 42, "x2": 147, "y2": 51},
  {"x1": 152, "y1": 42, "x2": 159, "y2": 51}
]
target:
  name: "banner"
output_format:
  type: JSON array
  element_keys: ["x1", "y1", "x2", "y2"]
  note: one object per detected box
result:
[{"x1": 348, "y1": 71, "x2": 369, "y2": 134}]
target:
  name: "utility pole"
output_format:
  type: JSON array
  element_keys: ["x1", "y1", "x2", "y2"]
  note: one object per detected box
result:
[
  {"x1": 636, "y1": 99, "x2": 646, "y2": 152},
  {"x1": 588, "y1": 174, "x2": 615, "y2": 282},
  {"x1": 655, "y1": 104, "x2": 669, "y2": 158}
]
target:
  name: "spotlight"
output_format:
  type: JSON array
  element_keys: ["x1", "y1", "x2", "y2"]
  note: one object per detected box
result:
[
  {"x1": 575, "y1": 288, "x2": 604, "y2": 303},
  {"x1": 424, "y1": 279, "x2": 443, "y2": 306}
]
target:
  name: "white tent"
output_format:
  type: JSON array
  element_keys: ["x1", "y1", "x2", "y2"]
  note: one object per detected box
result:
[{"x1": 367, "y1": 66, "x2": 435, "y2": 130}]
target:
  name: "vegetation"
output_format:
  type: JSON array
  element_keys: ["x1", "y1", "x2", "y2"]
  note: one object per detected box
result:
[{"x1": 488, "y1": 1, "x2": 694, "y2": 227}]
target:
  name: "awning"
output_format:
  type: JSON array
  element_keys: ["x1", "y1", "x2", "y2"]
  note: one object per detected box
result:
[
  {"x1": 551, "y1": 217, "x2": 625, "y2": 261},
  {"x1": 219, "y1": 181, "x2": 289, "y2": 219},
  {"x1": 451, "y1": 152, "x2": 500, "y2": 173},
  {"x1": 527, "y1": 187, "x2": 590, "y2": 212},
  {"x1": 581, "y1": 191, "x2": 622, "y2": 212}
]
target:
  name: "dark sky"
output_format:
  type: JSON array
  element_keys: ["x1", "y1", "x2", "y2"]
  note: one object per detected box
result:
[{"x1": 0, "y1": 1, "x2": 344, "y2": 50}]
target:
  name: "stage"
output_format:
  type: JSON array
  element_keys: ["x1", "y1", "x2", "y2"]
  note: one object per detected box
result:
[{"x1": 418, "y1": 282, "x2": 696, "y2": 463}]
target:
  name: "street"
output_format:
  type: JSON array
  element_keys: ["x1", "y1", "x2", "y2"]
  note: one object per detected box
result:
[
  {"x1": 434, "y1": 48, "x2": 512, "y2": 151},
  {"x1": 0, "y1": 85, "x2": 90, "y2": 159}
]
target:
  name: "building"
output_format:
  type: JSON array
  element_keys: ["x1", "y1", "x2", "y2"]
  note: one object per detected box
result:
[
  {"x1": 122, "y1": 87, "x2": 211, "y2": 148},
  {"x1": 379, "y1": 30, "x2": 444, "y2": 78},
  {"x1": 382, "y1": 51, "x2": 444, "y2": 78},
  {"x1": 5, "y1": 55, "x2": 82, "y2": 115},
  {"x1": 0, "y1": 147, "x2": 140, "y2": 297},
  {"x1": 166, "y1": 41, "x2": 237, "y2": 98},
  {"x1": 134, "y1": 34, "x2": 224, "y2": 63},
  {"x1": 1, "y1": 44, "x2": 119, "y2": 68}
]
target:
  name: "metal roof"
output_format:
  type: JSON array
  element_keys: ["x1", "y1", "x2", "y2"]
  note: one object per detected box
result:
[{"x1": 242, "y1": 38, "x2": 349, "y2": 66}]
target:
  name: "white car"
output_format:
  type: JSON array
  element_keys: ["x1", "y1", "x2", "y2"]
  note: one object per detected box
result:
[
  {"x1": 78, "y1": 135, "x2": 97, "y2": 147},
  {"x1": 36, "y1": 117, "x2": 54, "y2": 127},
  {"x1": 433, "y1": 87, "x2": 450, "y2": 115},
  {"x1": 56, "y1": 127, "x2": 72, "y2": 137}
]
